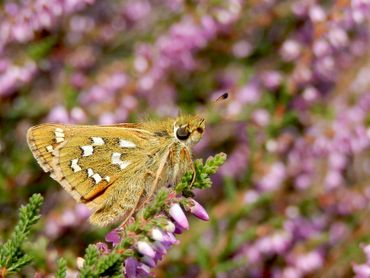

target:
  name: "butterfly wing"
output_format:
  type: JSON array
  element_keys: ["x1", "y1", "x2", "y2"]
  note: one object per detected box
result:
[{"x1": 27, "y1": 123, "x2": 170, "y2": 226}]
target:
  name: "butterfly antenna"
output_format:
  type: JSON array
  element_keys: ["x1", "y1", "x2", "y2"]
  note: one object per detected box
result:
[{"x1": 215, "y1": 92, "x2": 229, "y2": 102}]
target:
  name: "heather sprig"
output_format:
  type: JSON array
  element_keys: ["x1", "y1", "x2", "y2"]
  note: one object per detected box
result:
[
  {"x1": 0, "y1": 194, "x2": 43, "y2": 276},
  {"x1": 176, "y1": 153, "x2": 227, "y2": 194},
  {"x1": 78, "y1": 245, "x2": 123, "y2": 278},
  {"x1": 55, "y1": 258, "x2": 67, "y2": 278},
  {"x1": 71, "y1": 152, "x2": 227, "y2": 277}
]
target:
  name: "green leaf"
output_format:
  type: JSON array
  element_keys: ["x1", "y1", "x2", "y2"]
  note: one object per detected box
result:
[
  {"x1": 80, "y1": 245, "x2": 99, "y2": 278},
  {"x1": 56, "y1": 258, "x2": 67, "y2": 278},
  {"x1": 95, "y1": 253, "x2": 123, "y2": 276},
  {"x1": 0, "y1": 194, "x2": 43, "y2": 275}
]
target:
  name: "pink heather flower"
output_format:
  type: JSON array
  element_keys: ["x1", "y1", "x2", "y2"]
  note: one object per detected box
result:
[
  {"x1": 281, "y1": 267, "x2": 302, "y2": 278},
  {"x1": 174, "y1": 224, "x2": 185, "y2": 234},
  {"x1": 324, "y1": 170, "x2": 343, "y2": 190},
  {"x1": 125, "y1": 257, "x2": 139, "y2": 278},
  {"x1": 75, "y1": 204, "x2": 90, "y2": 220},
  {"x1": 280, "y1": 39, "x2": 301, "y2": 61},
  {"x1": 258, "y1": 162, "x2": 286, "y2": 192},
  {"x1": 189, "y1": 199, "x2": 209, "y2": 221},
  {"x1": 328, "y1": 27, "x2": 349, "y2": 48},
  {"x1": 70, "y1": 107, "x2": 87, "y2": 124},
  {"x1": 269, "y1": 232, "x2": 292, "y2": 254},
  {"x1": 252, "y1": 109, "x2": 270, "y2": 127},
  {"x1": 363, "y1": 245, "x2": 370, "y2": 262},
  {"x1": 98, "y1": 113, "x2": 116, "y2": 125},
  {"x1": 169, "y1": 203, "x2": 189, "y2": 230},
  {"x1": 302, "y1": 86, "x2": 320, "y2": 103},
  {"x1": 141, "y1": 255, "x2": 156, "y2": 268},
  {"x1": 232, "y1": 40, "x2": 253, "y2": 58},
  {"x1": 244, "y1": 190, "x2": 259, "y2": 204},
  {"x1": 163, "y1": 220, "x2": 176, "y2": 233},
  {"x1": 309, "y1": 5, "x2": 326, "y2": 22},
  {"x1": 60, "y1": 210, "x2": 77, "y2": 226},
  {"x1": 153, "y1": 242, "x2": 167, "y2": 255},
  {"x1": 260, "y1": 71, "x2": 282, "y2": 90},
  {"x1": 164, "y1": 232, "x2": 177, "y2": 244},
  {"x1": 96, "y1": 242, "x2": 110, "y2": 254},
  {"x1": 122, "y1": 0, "x2": 152, "y2": 23},
  {"x1": 294, "y1": 251, "x2": 323, "y2": 274},
  {"x1": 236, "y1": 82, "x2": 261, "y2": 104},
  {"x1": 353, "y1": 264, "x2": 370, "y2": 278},
  {"x1": 105, "y1": 229, "x2": 121, "y2": 246},
  {"x1": 47, "y1": 105, "x2": 70, "y2": 123},
  {"x1": 137, "y1": 263, "x2": 151, "y2": 276},
  {"x1": 76, "y1": 257, "x2": 85, "y2": 270},
  {"x1": 151, "y1": 228, "x2": 165, "y2": 242},
  {"x1": 137, "y1": 241, "x2": 155, "y2": 258},
  {"x1": 313, "y1": 39, "x2": 331, "y2": 57}
]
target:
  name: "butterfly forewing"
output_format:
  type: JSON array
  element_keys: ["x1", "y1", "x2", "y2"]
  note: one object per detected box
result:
[{"x1": 27, "y1": 123, "x2": 164, "y2": 225}]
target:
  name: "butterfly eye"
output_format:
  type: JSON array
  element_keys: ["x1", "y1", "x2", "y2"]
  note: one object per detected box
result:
[
  {"x1": 196, "y1": 127, "x2": 204, "y2": 134},
  {"x1": 176, "y1": 127, "x2": 190, "y2": 140}
]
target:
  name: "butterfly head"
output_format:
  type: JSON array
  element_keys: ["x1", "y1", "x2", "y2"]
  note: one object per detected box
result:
[{"x1": 174, "y1": 115, "x2": 205, "y2": 146}]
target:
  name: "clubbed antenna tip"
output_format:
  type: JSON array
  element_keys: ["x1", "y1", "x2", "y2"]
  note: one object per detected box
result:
[{"x1": 216, "y1": 92, "x2": 228, "y2": 102}]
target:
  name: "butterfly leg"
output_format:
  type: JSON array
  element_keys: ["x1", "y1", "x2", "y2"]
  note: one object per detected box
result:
[
  {"x1": 138, "y1": 147, "x2": 171, "y2": 210},
  {"x1": 118, "y1": 187, "x2": 146, "y2": 228}
]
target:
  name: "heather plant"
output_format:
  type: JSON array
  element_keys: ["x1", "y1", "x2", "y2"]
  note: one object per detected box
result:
[
  {"x1": 0, "y1": 194, "x2": 43, "y2": 276},
  {"x1": 0, "y1": 0, "x2": 370, "y2": 277}
]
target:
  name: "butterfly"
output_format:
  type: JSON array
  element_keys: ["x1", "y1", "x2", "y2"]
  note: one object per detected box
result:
[{"x1": 27, "y1": 115, "x2": 205, "y2": 226}]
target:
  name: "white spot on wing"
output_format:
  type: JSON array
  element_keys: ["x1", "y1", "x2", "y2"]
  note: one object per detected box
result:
[
  {"x1": 104, "y1": 176, "x2": 110, "y2": 182},
  {"x1": 92, "y1": 137, "x2": 104, "y2": 146},
  {"x1": 119, "y1": 139, "x2": 136, "y2": 148},
  {"x1": 112, "y1": 152, "x2": 122, "y2": 164},
  {"x1": 111, "y1": 152, "x2": 131, "y2": 170},
  {"x1": 54, "y1": 128, "x2": 65, "y2": 143},
  {"x1": 87, "y1": 168, "x2": 94, "y2": 177},
  {"x1": 46, "y1": 145, "x2": 54, "y2": 153},
  {"x1": 81, "y1": 145, "x2": 94, "y2": 156},
  {"x1": 118, "y1": 160, "x2": 130, "y2": 170},
  {"x1": 92, "y1": 173, "x2": 102, "y2": 184},
  {"x1": 71, "y1": 159, "x2": 82, "y2": 172},
  {"x1": 55, "y1": 131, "x2": 64, "y2": 138}
]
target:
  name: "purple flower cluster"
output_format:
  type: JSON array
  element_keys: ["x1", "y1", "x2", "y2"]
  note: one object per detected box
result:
[
  {"x1": 0, "y1": 0, "x2": 95, "y2": 47},
  {"x1": 102, "y1": 199, "x2": 209, "y2": 277},
  {"x1": 0, "y1": 59, "x2": 37, "y2": 97},
  {"x1": 45, "y1": 204, "x2": 90, "y2": 239}
]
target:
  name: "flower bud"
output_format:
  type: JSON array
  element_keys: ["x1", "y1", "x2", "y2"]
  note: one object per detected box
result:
[
  {"x1": 189, "y1": 199, "x2": 209, "y2": 221},
  {"x1": 151, "y1": 228, "x2": 165, "y2": 242},
  {"x1": 137, "y1": 263, "x2": 151, "y2": 276},
  {"x1": 137, "y1": 241, "x2": 155, "y2": 258},
  {"x1": 169, "y1": 203, "x2": 189, "y2": 230},
  {"x1": 164, "y1": 220, "x2": 175, "y2": 233},
  {"x1": 125, "y1": 257, "x2": 138, "y2": 278},
  {"x1": 141, "y1": 256, "x2": 156, "y2": 268},
  {"x1": 76, "y1": 257, "x2": 85, "y2": 270}
]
